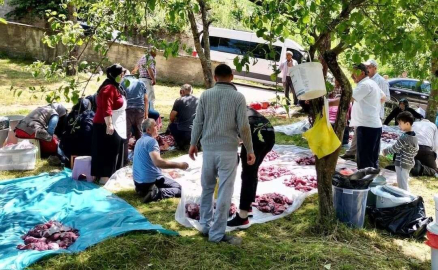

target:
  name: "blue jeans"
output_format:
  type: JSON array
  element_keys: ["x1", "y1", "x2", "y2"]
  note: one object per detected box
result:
[{"x1": 47, "y1": 115, "x2": 59, "y2": 136}]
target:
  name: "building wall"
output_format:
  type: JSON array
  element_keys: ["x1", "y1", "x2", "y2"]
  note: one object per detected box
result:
[{"x1": 0, "y1": 21, "x2": 220, "y2": 86}]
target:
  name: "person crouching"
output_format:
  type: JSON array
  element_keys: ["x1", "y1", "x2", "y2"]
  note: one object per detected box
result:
[{"x1": 133, "y1": 118, "x2": 188, "y2": 203}]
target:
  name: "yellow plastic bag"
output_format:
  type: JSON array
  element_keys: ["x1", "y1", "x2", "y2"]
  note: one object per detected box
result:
[{"x1": 303, "y1": 106, "x2": 341, "y2": 159}]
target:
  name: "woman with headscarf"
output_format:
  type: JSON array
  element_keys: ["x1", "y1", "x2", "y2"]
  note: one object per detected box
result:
[
  {"x1": 91, "y1": 64, "x2": 128, "y2": 184},
  {"x1": 15, "y1": 103, "x2": 67, "y2": 157},
  {"x1": 384, "y1": 99, "x2": 423, "y2": 126},
  {"x1": 58, "y1": 98, "x2": 95, "y2": 166}
]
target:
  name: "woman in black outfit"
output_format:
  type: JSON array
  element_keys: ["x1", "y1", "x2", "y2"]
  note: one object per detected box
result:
[
  {"x1": 227, "y1": 107, "x2": 276, "y2": 229},
  {"x1": 384, "y1": 99, "x2": 423, "y2": 125}
]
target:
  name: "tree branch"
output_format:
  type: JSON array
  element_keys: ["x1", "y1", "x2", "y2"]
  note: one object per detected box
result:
[{"x1": 331, "y1": 41, "x2": 348, "y2": 55}]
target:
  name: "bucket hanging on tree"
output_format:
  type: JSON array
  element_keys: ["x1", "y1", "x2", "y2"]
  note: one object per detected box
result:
[{"x1": 289, "y1": 62, "x2": 326, "y2": 100}]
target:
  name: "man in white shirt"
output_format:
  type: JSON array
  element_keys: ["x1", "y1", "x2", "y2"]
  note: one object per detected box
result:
[
  {"x1": 279, "y1": 51, "x2": 298, "y2": 105},
  {"x1": 411, "y1": 119, "x2": 438, "y2": 176},
  {"x1": 364, "y1": 59, "x2": 390, "y2": 119},
  {"x1": 350, "y1": 63, "x2": 383, "y2": 169}
]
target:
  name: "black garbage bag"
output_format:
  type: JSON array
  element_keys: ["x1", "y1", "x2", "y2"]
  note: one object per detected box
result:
[
  {"x1": 0, "y1": 116, "x2": 9, "y2": 130},
  {"x1": 332, "y1": 167, "x2": 380, "y2": 189},
  {"x1": 368, "y1": 196, "x2": 432, "y2": 239}
]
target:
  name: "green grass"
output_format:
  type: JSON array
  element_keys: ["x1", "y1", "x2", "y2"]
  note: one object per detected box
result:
[{"x1": 0, "y1": 58, "x2": 435, "y2": 270}]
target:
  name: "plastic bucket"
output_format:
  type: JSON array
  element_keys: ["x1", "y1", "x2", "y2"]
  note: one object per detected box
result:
[
  {"x1": 367, "y1": 176, "x2": 387, "y2": 207},
  {"x1": 0, "y1": 128, "x2": 8, "y2": 147},
  {"x1": 333, "y1": 185, "x2": 369, "y2": 228},
  {"x1": 432, "y1": 248, "x2": 438, "y2": 270},
  {"x1": 5, "y1": 115, "x2": 25, "y2": 145},
  {"x1": 289, "y1": 62, "x2": 326, "y2": 100}
]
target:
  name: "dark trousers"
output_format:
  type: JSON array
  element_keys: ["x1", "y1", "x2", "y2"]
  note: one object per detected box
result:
[
  {"x1": 284, "y1": 76, "x2": 298, "y2": 105},
  {"x1": 168, "y1": 123, "x2": 191, "y2": 149},
  {"x1": 239, "y1": 131, "x2": 275, "y2": 211},
  {"x1": 416, "y1": 145, "x2": 438, "y2": 176},
  {"x1": 356, "y1": 126, "x2": 382, "y2": 169},
  {"x1": 91, "y1": 123, "x2": 124, "y2": 178},
  {"x1": 134, "y1": 177, "x2": 182, "y2": 201},
  {"x1": 124, "y1": 109, "x2": 145, "y2": 165}
]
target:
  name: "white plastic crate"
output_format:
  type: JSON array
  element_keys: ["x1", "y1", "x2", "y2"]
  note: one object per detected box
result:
[{"x1": 0, "y1": 146, "x2": 37, "y2": 171}]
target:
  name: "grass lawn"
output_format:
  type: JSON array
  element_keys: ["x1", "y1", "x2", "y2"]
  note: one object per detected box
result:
[{"x1": 0, "y1": 58, "x2": 435, "y2": 270}]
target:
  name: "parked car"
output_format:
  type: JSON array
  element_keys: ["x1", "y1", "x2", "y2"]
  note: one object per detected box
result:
[{"x1": 387, "y1": 78, "x2": 431, "y2": 109}]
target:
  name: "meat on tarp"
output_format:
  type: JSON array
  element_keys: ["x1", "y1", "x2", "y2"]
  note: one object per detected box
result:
[
  {"x1": 294, "y1": 156, "x2": 316, "y2": 166},
  {"x1": 264, "y1": 151, "x2": 280, "y2": 162},
  {"x1": 185, "y1": 202, "x2": 237, "y2": 220},
  {"x1": 258, "y1": 165, "x2": 293, "y2": 182},
  {"x1": 283, "y1": 174, "x2": 317, "y2": 192},
  {"x1": 253, "y1": 193, "x2": 293, "y2": 215},
  {"x1": 17, "y1": 220, "x2": 79, "y2": 251},
  {"x1": 381, "y1": 131, "x2": 399, "y2": 143}
]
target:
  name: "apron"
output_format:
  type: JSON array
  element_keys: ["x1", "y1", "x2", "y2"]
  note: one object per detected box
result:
[{"x1": 112, "y1": 97, "x2": 127, "y2": 139}]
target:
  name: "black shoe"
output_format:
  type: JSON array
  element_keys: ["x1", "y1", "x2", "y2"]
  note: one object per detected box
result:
[
  {"x1": 227, "y1": 213, "x2": 251, "y2": 229},
  {"x1": 410, "y1": 160, "x2": 423, "y2": 176},
  {"x1": 340, "y1": 154, "x2": 355, "y2": 161},
  {"x1": 48, "y1": 155, "x2": 62, "y2": 166},
  {"x1": 142, "y1": 185, "x2": 159, "y2": 203},
  {"x1": 220, "y1": 235, "x2": 242, "y2": 246}
]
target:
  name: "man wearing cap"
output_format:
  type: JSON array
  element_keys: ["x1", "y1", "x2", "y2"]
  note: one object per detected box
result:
[
  {"x1": 279, "y1": 51, "x2": 298, "y2": 106},
  {"x1": 364, "y1": 59, "x2": 390, "y2": 120},
  {"x1": 350, "y1": 64, "x2": 383, "y2": 169},
  {"x1": 132, "y1": 47, "x2": 158, "y2": 109}
]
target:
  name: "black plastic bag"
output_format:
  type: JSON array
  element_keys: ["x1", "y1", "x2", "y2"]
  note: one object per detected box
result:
[
  {"x1": 332, "y1": 167, "x2": 380, "y2": 189},
  {"x1": 0, "y1": 116, "x2": 9, "y2": 130},
  {"x1": 368, "y1": 196, "x2": 433, "y2": 239}
]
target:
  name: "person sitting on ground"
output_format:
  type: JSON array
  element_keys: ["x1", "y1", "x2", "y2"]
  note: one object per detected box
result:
[
  {"x1": 15, "y1": 103, "x2": 67, "y2": 157},
  {"x1": 168, "y1": 84, "x2": 198, "y2": 150},
  {"x1": 58, "y1": 98, "x2": 95, "y2": 167},
  {"x1": 85, "y1": 93, "x2": 97, "y2": 113},
  {"x1": 382, "y1": 111, "x2": 419, "y2": 191},
  {"x1": 384, "y1": 99, "x2": 423, "y2": 126},
  {"x1": 227, "y1": 107, "x2": 275, "y2": 229},
  {"x1": 133, "y1": 118, "x2": 188, "y2": 203},
  {"x1": 410, "y1": 119, "x2": 438, "y2": 177}
]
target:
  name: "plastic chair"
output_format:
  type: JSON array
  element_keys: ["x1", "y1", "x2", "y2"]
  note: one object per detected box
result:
[{"x1": 72, "y1": 156, "x2": 93, "y2": 182}]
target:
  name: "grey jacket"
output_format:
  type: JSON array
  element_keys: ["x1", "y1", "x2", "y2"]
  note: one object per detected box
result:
[
  {"x1": 15, "y1": 105, "x2": 59, "y2": 141},
  {"x1": 383, "y1": 131, "x2": 419, "y2": 170}
]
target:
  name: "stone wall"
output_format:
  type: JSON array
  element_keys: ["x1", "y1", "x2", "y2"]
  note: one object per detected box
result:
[{"x1": 0, "y1": 21, "x2": 220, "y2": 86}]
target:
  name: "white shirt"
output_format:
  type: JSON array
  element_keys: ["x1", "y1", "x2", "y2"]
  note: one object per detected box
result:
[
  {"x1": 279, "y1": 59, "x2": 298, "y2": 83},
  {"x1": 412, "y1": 119, "x2": 438, "y2": 152},
  {"x1": 350, "y1": 77, "x2": 383, "y2": 128},
  {"x1": 371, "y1": 73, "x2": 390, "y2": 119}
]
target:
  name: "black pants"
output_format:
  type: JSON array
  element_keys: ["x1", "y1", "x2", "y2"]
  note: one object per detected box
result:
[
  {"x1": 134, "y1": 177, "x2": 182, "y2": 201},
  {"x1": 356, "y1": 126, "x2": 382, "y2": 169},
  {"x1": 416, "y1": 145, "x2": 438, "y2": 176},
  {"x1": 168, "y1": 123, "x2": 191, "y2": 149},
  {"x1": 124, "y1": 109, "x2": 145, "y2": 165},
  {"x1": 284, "y1": 76, "x2": 298, "y2": 105},
  {"x1": 239, "y1": 131, "x2": 275, "y2": 211},
  {"x1": 91, "y1": 123, "x2": 124, "y2": 178}
]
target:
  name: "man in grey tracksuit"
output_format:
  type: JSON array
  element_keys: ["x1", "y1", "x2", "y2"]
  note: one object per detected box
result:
[{"x1": 189, "y1": 64, "x2": 255, "y2": 245}]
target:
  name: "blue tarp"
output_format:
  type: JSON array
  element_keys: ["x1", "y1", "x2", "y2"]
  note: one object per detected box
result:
[{"x1": 0, "y1": 170, "x2": 177, "y2": 270}]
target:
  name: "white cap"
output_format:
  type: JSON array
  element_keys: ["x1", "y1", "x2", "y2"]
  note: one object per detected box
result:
[
  {"x1": 286, "y1": 51, "x2": 293, "y2": 56},
  {"x1": 364, "y1": 59, "x2": 378, "y2": 68}
]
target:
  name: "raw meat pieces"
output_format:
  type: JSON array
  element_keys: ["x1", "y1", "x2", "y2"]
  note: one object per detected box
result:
[
  {"x1": 252, "y1": 193, "x2": 293, "y2": 215},
  {"x1": 339, "y1": 168, "x2": 356, "y2": 176},
  {"x1": 159, "y1": 135, "x2": 176, "y2": 146},
  {"x1": 264, "y1": 151, "x2": 280, "y2": 162},
  {"x1": 17, "y1": 220, "x2": 79, "y2": 251},
  {"x1": 381, "y1": 131, "x2": 399, "y2": 143},
  {"x1": 283, "y1": 173, "x2": 317, "y2": 192},
  {"x1": 258, "y1": 166, "x2": 293, "y2": 182},
  {"x1": 294, "y1": 156, "x2": 316, "y2": 165},
  {"x1": 185, "y1": 202, "x2": 237, "y2": 220}
]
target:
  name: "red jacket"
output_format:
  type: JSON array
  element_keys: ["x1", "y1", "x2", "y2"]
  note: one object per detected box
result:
[{"x1": 93, "y1": 84, "x2": 124, "y2": 124}]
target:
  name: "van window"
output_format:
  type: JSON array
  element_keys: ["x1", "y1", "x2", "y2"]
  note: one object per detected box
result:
[
  {"x1": 420, "y1": 83, "x2": 431, "y2": 94},
  {"x1": 286, "y1": 48, "x2": 304, "y2": 63}
]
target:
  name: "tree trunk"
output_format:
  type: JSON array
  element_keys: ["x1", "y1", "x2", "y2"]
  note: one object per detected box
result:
[
  {"x1": 66, "y1": 3, "x2": 78, "y2": 76},
  {"x1": 187, "y1": 1, "x2": 214, "y2": 88},
  {"x1": 426, "y1": 45, "x2": 437, "y2": 121}
]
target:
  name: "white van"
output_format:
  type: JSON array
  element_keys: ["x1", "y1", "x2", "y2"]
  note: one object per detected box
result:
[{"x1": 200, "y1": 26, "x2": 307, "y2": 84}]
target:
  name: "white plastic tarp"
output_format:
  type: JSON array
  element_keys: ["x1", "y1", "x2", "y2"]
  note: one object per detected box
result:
[{"x1": 274, "y1": 120, "x2": 310, "y2": 136}]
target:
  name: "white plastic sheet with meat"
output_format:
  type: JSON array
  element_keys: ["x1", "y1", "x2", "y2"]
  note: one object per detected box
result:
[{"x1": 274, "y1": 120, "x2": 310, "y2": 136}]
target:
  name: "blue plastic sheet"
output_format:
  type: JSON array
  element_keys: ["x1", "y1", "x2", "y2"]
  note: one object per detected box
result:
[{"x1": 0, "y1": 170, "x2": 177, "y2": 270}]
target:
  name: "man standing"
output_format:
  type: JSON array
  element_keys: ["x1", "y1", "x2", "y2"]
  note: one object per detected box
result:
[
  {"x1": 279, "y1": 51, "x2": 298, "y2": 105},
  {"x1": 364, "y1": 59, "x2": 390, "y2": 119},
  {"x1": 350, "y1": 64, "x2": 383, "y2": 169},
  {"x1": 411, "y1": 119, "x2": 438, "y2": 177},
  {"x1": 189, "y1": 64, "x2": 255, "y2": 245},
  {"x1": 168, "y1": 84, "x2": 198, "y2": 150},
  {"x1": 133, "y1": 119, "x2": 188, "y2": 203},
  {"x1": 132, "y1": 47, "x2": 158, "y2": 109}
]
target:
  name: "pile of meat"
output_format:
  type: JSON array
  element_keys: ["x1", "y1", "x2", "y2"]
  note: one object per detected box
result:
[
  {"x1": 294, "y1": 156, "x2": 316, "y2": 165},
  {"x1": 258, "y1": 165, "x2": 293, "y2": 182},
  {"x1": 252, "y1": 193, "x2": 293, "y2": 215},
  {"x1": 158, "y1": 134, "x2": 176, "y2": 147},
  {"x1": 381, "y1": 131, "x2": 399, "y2": 143},
  {"x1": 283, "y1": 173, "x2": 317, "y2": 192},
  {"x1": 339, "y1": 167, "x2": 356, "y2": 176},
  {"x1": 17, "y1": 221, "x2": 79, "y2": 251},
  {"x1": 264, "y1": 151, "x2": 280, "y2": 162},
  {"x1": 185, "y1": 202, "x2": 237, "y2": 220}
]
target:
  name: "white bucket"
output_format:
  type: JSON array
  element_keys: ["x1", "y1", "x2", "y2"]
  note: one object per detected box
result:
[
  {"x1": 289, "y1": 62, "x2": 326, "y2": 100},
  {"x1": 434, "y1": 194, "x2": 438, "y2": 221},
  {"x1": 432, "y1": 248, "x2": 438, "y2": 270}
]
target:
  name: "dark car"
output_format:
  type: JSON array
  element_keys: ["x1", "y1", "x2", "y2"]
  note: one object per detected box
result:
[{"x1": 387, "y1": 78, "x2": 431, "y2": 109}]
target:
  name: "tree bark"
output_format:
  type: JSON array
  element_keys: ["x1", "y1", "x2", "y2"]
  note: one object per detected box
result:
[
  {"x1": 66, "y1": 3, "x2": 78, "y2": 76},
  {"x1": 426, "y1": 45, "x2": 437, "y2": 121},
  {"x1": 187, "y1": 1, "x2": 214, "y2": 88}
]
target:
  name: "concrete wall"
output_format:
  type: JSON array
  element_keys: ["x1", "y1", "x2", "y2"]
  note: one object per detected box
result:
[{"x1": 0, "y1": 21, "x2": 221, "y2": 86}]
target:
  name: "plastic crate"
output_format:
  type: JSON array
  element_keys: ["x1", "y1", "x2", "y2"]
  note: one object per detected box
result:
[{"x1": 0, "y1": 146, "x2": 37, "y2": 171}]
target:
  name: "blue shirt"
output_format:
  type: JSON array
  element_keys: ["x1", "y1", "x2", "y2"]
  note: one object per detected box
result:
[
  {"x1": 133, "y1": 134, "x2": 163, "y2": 183},
  {"x1": 122, "y1": 75, "x2": 147, "y2": 110}
]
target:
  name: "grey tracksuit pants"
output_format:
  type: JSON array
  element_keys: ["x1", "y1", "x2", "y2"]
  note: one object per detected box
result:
[
  {"x1": 395, "y1": 166, "x2": 410, "y2": 191},
  {"x1": 200, "y1": 150, "x2": 238, "y2": 242}
]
